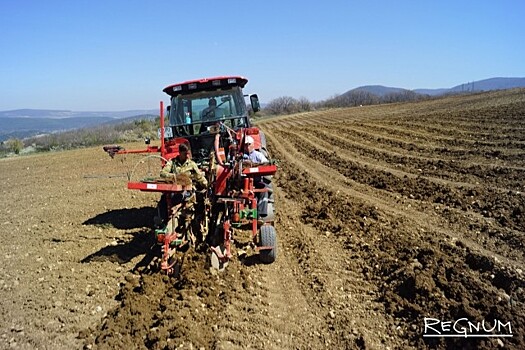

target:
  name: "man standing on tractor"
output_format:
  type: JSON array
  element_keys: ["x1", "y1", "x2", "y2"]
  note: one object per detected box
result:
[
  {"x1": 157, "y1": 143, "x2": 208, "y2": 242},
  {"x1": 160, "y1": 143, "x2": 207, "y2": 188},
  {"x1": 243, "y1": 135, "x2": 270, "y2": 222}
]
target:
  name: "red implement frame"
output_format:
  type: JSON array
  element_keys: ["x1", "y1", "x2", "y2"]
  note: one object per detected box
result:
[
  {"x1": 103, "y1": 90, "x2": 279, "y2": 269},
  {"x1": 128, "y1": 179, "x2": 192, "y2": 274}
]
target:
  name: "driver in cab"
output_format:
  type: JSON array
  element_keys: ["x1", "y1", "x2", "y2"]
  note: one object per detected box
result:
[
  {"x1": 201, "y1": 98, "x2": 218, "y2": 120},
  {"x1": 200, "y1": 98, "x2": 220, "y2": 133}
]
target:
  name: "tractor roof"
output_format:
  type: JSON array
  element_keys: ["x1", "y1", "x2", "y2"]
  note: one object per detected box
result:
[{"x1": 163, "y1": 76, "x2": 248, "y2": 97}]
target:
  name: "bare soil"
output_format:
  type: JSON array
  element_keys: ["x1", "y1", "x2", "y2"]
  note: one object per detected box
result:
[{"x1": 1, "y1": 89, "x2": 524, "y2": 349}]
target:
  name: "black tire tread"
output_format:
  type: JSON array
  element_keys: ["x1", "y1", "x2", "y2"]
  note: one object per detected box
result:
[{"x1": 259, "y1": 225, "x2": 277, "y2": 263}]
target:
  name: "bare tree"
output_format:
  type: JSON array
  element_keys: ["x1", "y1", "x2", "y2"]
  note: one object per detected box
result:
[
  {"x1": 265, "y1": 96, "x2": 300, "y2": 115},
  {"x1": 297, "y1": 97, "x2": 313, "y2": 112}
]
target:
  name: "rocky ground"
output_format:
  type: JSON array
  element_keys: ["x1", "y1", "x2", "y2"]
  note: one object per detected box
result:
[{"x1": 0, "y1": 89, "x2": 524, "y2": 349}]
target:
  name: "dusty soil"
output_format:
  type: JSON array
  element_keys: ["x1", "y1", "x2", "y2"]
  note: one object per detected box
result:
[{"x1": 1, "y1": 89, "x2": 524, "y2": 349}]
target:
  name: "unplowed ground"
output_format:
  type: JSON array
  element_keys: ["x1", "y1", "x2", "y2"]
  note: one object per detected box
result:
[{"x1": 1, "y1": 89, "x2": 524, "y2": 349}]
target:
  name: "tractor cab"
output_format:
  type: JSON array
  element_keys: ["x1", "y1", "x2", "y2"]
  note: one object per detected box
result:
[{"x1": 162, "y1": 76, "x2": 260, "y2": 163}]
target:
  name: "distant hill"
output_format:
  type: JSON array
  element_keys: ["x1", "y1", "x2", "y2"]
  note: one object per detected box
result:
[
  {"x1": 0, "y1": 109, "x2": 158, "y2": 142},
  {"x1": 326, "y1": 85, "x2": 420, "y2": 108},
  {"x1": 349, "y1": 85, "x2": 409, "y2": 97},
  {"x1": 448, "y1": 77, "x2": 525, "y2": 93},
  {"x1": 410, "y1": 88, "x2": 450, "y2": 96},
  {"x1": 99, "y1": 114, "x2": 158, "y2": 126},
  {"x1": 347, "y1": 77, "x2": 525, "y2": 98},
  {"x1": 0, "y1": 109, "x2": 158, "y2": 119},
  {"x1": 413, "y1": 77, "x2": 525, "y2": 96},
  {"x1": 324, "y1": 76, "x2": 525, "y2": 109}
]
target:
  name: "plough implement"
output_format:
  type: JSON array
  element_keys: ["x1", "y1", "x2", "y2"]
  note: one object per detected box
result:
[{"x1": 104, "y1": 76, "x2": 278, "y2": 272}]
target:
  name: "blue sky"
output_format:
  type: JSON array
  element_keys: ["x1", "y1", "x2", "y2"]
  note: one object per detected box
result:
[{"x1": 1, "y1": 0, "x2": 524, "y2": 111}]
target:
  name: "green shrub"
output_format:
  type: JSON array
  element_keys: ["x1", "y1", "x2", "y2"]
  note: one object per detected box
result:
[{"x1": 5, "y1": 138, "x2": 24, "y2": 154}]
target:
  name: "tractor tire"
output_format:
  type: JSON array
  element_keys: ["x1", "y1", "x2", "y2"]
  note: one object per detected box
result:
[{"x1": 259, "y1": 225, "x2": 277, "y2": 264}]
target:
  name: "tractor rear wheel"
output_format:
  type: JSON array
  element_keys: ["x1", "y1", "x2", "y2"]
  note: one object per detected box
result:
[{"x1": 259, "y1": 225, "x2": 277, "y2": 263}]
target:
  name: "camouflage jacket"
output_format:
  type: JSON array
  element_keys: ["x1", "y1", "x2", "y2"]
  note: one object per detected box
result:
[{"x1": 160, "y1": 157, "x2": 208, "y2": 189}]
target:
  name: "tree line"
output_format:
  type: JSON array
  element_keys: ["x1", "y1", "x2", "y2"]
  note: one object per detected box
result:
[{"x1": 264, "y1": 89, "x2": 428, "y2": 115}]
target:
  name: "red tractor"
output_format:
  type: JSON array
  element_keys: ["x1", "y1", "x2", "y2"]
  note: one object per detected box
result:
[{"x1": 104, "y1": 76, "x2": 277, "y2": 272}]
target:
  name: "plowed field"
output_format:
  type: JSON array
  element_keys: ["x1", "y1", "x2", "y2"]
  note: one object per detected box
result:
[{"x1": 1, "y1": 89, "x2": 524, "y2": 349}]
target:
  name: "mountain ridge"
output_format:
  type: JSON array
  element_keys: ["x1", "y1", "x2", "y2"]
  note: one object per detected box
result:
[
  {"x1": 0, "y1": 113, "x2": 158, "y2": 142},
  {"x1": 347, "y1": 77, "x2": 525, "y2": 97},
  {"x1": 0, "y1": 109, "x2": 159, "y2": 119},
  {"x1": 349, "y1": 77, "x2": 525, "y2": 97}
]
